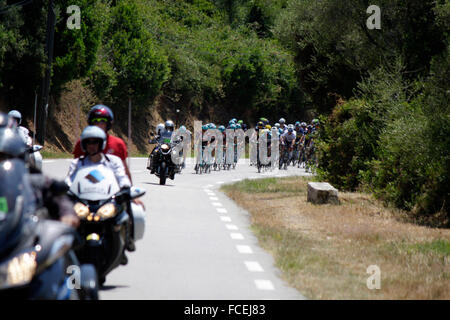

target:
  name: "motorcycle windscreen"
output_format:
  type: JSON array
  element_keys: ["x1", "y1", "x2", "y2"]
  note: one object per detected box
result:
[
  {"x1": 0, "y1": 159, "x2": 36, "y2": 248},
  {"x1": 69, "y1": 164, "x2": 120, "y2": 201}
]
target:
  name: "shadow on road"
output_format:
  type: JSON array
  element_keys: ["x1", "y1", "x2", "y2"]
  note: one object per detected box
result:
[
  {"x1": 142, "y1": 182, "x2": 175, "y2": 187},
  {"x1": 100, "y1": 284, "x2": 130, "y2": 291}
]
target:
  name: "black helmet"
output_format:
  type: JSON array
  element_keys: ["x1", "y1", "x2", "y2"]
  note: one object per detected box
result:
[{"x1": 88, "y1": 105, "x2": 114, "y2": 131}]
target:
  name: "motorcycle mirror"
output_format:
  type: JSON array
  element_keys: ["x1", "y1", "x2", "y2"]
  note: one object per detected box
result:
[
  {"x1": 130, "y1": 186, "x2": 146, "y2": 199},
  {"x1": 32, "y1": 145, "x2": 43, "y2": 152}
]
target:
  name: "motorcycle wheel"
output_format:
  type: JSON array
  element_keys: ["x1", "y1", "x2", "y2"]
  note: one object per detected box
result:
[{"x1": 159, "y1": 162, "x2": 167, "y2": 185}]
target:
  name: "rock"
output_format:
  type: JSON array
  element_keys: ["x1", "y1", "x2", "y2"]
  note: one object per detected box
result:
[{"x1": 307, "y1": 182, "x2": 339, "y2": 205}]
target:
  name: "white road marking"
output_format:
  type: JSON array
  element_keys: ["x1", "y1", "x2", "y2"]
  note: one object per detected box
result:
[
  {"x1": 220, "y1": 216, "x2": 232, "y2": 222},
  {"x1": 216, "y1": 208, "x2": 227, "y2": 213},
  {"x1": 216, "y1": 181, "x2": 224, "y2": 184},
  {"x1": 230, "y1": 233, "x2": 244, "y2": 240},
  {"x1": 209, "y1": 197, "x2": 219, "y2": 201},
  {"x1": 254, "y1": 280, "x2": 275, "y2": 291},
  {"x1": 203, "y1": 189, "x2": 212, "y2": 193},
  {"x1": 236, "y1": 245, "x2": 253, "y2": 254},
  {"x1": 244, "y1": 261, "x2": 264, "y2": 272},
  {"x1": 225, "y1": 224, "x2": 238, "y2": 230},
  {"x1": 42, "y1": 160, "x2": 55, "y2": 163},
  {"x1": 211, "y1": 202, "x2": 222, "y2": 207}
]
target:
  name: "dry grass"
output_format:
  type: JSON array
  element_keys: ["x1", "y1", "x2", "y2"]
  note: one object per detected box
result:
[{"x1": 221, "y1": 176, "x2": 450, "y2": 300}]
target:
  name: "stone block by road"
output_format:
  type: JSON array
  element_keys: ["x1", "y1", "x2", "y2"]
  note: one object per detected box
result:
[{"x1": 307, "y1": 182, "x2": 339, "y2": 205}]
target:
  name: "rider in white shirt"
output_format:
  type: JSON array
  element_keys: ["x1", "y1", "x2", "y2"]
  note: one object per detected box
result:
[
  {"x1": 65, "y1": 126, "x2": 130, "y2": 188},
  {"x1": 8, "y1": 110, "x2": 32, "y2": 147}
]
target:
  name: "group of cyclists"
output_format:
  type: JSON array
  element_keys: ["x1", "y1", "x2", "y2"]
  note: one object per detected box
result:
[{"x1": 187, "y1": 117, "x2": 321, "y2": 173}]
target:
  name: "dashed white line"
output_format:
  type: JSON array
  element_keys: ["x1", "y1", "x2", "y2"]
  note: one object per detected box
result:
[
  {"x1": 209, "y1": 197, "x2": 219, "y2": 201},
  {"x1": 220, "y1": 216, "x2": 232, "y2": 222},
  {"x1": 225, "y1": 224, "x2": 238, "y2": 230},
  {"x1": 244, "y1": 261, "x2": 264, "y2": 272},
  {"x1": 211, "y1": 202, "x2": 222, "y2": 207},
  {"x1": 230, "y1": 233, "x2": 244, "y2": 240},
  {"x1": 216, "y1": 208, "x2": 227, "y2": 213},
  {"x1": 236, "y1": 245, "x2": 253, "y2": 254},
  {"x1": 254, "y1": 280, "x2": 275, "y2": 291}
]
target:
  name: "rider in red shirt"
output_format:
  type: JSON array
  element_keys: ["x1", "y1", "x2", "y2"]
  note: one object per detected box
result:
[{"x1": 72, "y1": 105, "x2": 132, "y2": 182}]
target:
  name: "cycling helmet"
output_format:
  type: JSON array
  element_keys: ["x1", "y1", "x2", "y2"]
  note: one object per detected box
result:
[
  {"x1": 235, "y1": 124, "x2": 242, "y2": 129},
  {"x1": 209, "y1": 123, "x2": 216, "y2": 130},
  {"x1": 229, "y1": 124, "x2": 236, "y2": 130},
  {"x1": 312, "y1": 119, "x2": 320, "y2": 125},
  {"x1": 265, "y1": 124, "x2": 272, "y2": 130},
  {"x1": 257, "y1": 121, "x2": 264, "y2": 129},
  {"x1": 179, "y1": 125, "x2": 186, "y2": 132},
  {"x1": 8, "y1": 110, "x2": 22, "y2": 125},
  {"x1": 274, "y1": 123, "x2": 280, "y2": 128},
  {"x1": 238, "y1": 120, "x2": 243, "y2": 124},
  {"x1": 218, "y1": 125, "x2": 226, "y2": 132},
  {"x1": 295, "y1": 121, "x2": 301, "y2": 127},
  {"x1": 202, "y1": 125, "x2": 209, "y2": 131},
  {"x1": 301, "y1": 122, "x2": 307, "y2": 127},
  {"x1": 88, "y1": 105, "x2": 114, "y2": 130},
  {"x1": 80, "y1": 125, "x2": 107, "y2": 153},
  {"x1": 165, "y1": 120, "x2": 175, "y2": 131},
  {"x1": 288, "y1": 127, "x2": 294, "y2": 133},
  {"x1": 279, "y1": 118, "x2": 286, "y2": 124}
]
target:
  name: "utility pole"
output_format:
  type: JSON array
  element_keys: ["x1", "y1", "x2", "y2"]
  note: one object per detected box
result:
[{"x1": 37, "y1": 0, "x2": 56, "y2": 146}]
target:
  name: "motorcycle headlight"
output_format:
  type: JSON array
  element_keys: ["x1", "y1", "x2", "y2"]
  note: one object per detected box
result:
[
  {"x1": 0, "y1": 251, "x2": 37, "y2": 289},
  {"x1": 96, "y1": 203, "x2": 117, "y2": 219},
  {"x1": 161, "y1": 144, "x2": 170, "y2": 151},
  {"x1": 74, "y1": 202, "x2": 90, "y2": 219}
]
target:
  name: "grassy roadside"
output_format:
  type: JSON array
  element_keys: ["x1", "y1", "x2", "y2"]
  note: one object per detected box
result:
[
  {"x1": 221, "y1": 176, "x2": 450, "y2": 299},
  {"x1": 41, "y1": 150, "x2": 73, "y2": 159}
]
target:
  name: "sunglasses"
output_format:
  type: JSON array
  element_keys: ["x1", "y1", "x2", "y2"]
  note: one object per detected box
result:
[
  {"x1": 91, "y1": 118, "x2": 108, "y2": 123},
  {"x1": 85, "y1": 139, "x2": 101, "y2": 145}
]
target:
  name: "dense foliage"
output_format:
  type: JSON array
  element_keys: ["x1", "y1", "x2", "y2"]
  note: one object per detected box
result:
[{"x1": 0, "y1": 0, "x2": 448, "y2": 221}]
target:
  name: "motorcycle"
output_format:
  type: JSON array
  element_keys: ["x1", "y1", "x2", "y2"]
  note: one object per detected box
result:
[
  {"x1": 26, "y1": 145, "x2": 43, "y2": 172},
  {"x1": 0, "y1": 159, "x2": 98, "y2": 299},
  {"x1": 67, "y1": 164, "x2": 145, "y2": 286},
  {"x1": 147, "y1": 134, "x2": 180, "y2": 185}
]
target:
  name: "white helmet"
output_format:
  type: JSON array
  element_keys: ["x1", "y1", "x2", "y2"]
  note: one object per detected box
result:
[
  {"x1": 156, "y1": 123, "x2": 165, "y2": 135},
  {"x1": 80, "y1": 125, "x2": 107, "y2": 153},
  {"x1": 8, "y1": 110, "x2": 22, "y2": 125},
  {"x1": 279, "y1": 118, "x2": 286, "y2": 124},
  {"x1": 274, "y1": 123, "x2": 280, "y2": 128},
  {"x1": 165, "y1": 120, "x2": 174, "y2": 131}
]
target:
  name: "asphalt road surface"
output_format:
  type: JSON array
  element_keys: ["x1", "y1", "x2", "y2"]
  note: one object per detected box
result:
[{"x1": 43, "y1": 157, "x2": 309, "y2": 300}]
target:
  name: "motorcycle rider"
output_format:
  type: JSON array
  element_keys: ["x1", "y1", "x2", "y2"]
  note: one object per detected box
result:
[
  {"x1": 66, "y1": 125, "x2": 137, "y2": 257},
  {"x1": 8, "y1": 110, "x2": 32, "y2": 147},
  {"x1": 149, "y1": 120, "x2": 176, "y2": 178},
  {"x1": 72, "y1": 105, "x2": 133, "y2": 183},
  {"x1": 0, "y1": 112, "x2": 79, "y2": 228}
]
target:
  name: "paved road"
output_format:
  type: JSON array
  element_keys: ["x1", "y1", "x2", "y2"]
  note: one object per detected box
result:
[{"x1": 42, "y1": 157, "x2": 309, "y2": 300}]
